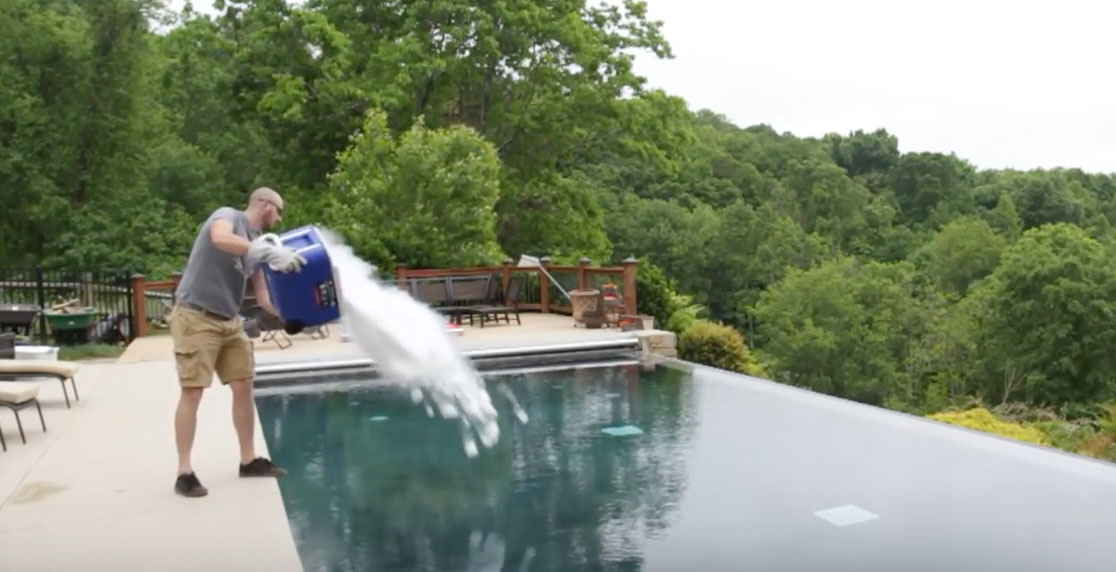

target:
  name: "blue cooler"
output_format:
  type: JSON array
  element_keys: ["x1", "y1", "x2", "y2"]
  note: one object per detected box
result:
[{"x1": 262, "y1": 225, "x2": 341, "y2": 329}]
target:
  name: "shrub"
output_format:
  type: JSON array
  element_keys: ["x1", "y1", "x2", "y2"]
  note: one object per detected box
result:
[
  {"x1": 1031, "y1": 420, "x2": 1098, "y2": 455},
  {"x1": 664, "y1": 292, "x2": 703, "y2": 333},
  {"x1": 926, "y1": 407, "x2": 1050, "y2": 446},
  {"x1": 634, "y1": 260, "x2": 677, "y2": 328},
  {"x1": 679, "y1": 320, "x2": 764, "y2": 376},
  {"x1": 1079, "y1": 403, "x2": 1116, "y2": 461},
  {"x1": 636, "y1": 259, "x2": 706, "y2": 333}
]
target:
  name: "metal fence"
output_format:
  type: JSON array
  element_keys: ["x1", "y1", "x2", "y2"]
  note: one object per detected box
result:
[{"x1": 0, "y1": 267, "x2": 136, "y2": 345}]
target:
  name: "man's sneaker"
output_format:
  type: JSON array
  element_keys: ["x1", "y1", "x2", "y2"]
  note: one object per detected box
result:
[
  {"x1": 175, "y1": 472, "x2": 208, "y2": 497},
  {"x1": 239, "y1": 456, "x2": 287, "y2": 477}
]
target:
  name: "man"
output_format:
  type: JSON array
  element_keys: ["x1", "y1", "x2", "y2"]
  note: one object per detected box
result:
[{"x1": 171, "y1": 187, "x2": 307, "y2": 498}]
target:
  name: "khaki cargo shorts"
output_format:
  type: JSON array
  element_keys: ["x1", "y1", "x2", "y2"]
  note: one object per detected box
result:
[{"x1": 169, "y1": 304, "x2": 255, "y2": 388}]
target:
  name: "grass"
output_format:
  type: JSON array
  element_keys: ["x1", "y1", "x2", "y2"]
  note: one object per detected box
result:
[{"x1": 57, "y1": 344, "x2": 126, "y2": 361}]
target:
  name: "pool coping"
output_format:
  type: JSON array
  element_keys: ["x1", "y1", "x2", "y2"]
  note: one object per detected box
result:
[{"x1": 253, "y1": 338, "x2": 645, "y2": 385}]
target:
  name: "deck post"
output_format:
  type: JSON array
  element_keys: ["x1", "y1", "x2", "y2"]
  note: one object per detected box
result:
[
  {"x1": 501, "y1": 258, "x2": 513, "y2": 294},
  {"x1": 394, "y1": 263, "x2": 408, "y2": 280},
  {"x1": 130, "y1": 274, "x2": 148, "y2": 337},
  {"x1": 578, "y1": 257, "x2": 590, "y2": 290},
  {"x1": 171, "y1": 272, "x2": 183, "y2": 304},
  {"x1": 539, "y1": 257, "x2": 551, "y2": 313},
  {"x1": 622, "y1": 257, "x2": 638, "y2": 316}
]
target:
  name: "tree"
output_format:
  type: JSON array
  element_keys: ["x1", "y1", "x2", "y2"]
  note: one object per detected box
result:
[
  {"x1": 752, "y1": 257, "x2": 928, "y2": 406},
  {"x1": 983, "y1": 192, "x2": 1023, "y2": 241},
  {"x1": 825, "y1": 128, "x2": 900, "y2": 190},
  {"x1": 714, "y1": 200, "x2": 828, "y2": 329},
  {"x1": 916, "y1": 216, "x2": 1006, "y2": 295},
  {"x1": 0, "y1": 0, "x2": 199, "y2": 271},
  {"x1": 972, "y1": 224, "x2": 1116, "y2": 405},
  {"x1": 325, "y1": 110, "x2": 505, "y2": 269},
  {"x1": 306, "y1": 0, "x2": 674, "y2": 257},
  {"x1": 888, "y1": 151, "x2": 977, "y2": 227},
  {"x1": 603, "y1": 194, "x2": 720, "y2": 304},
  {"x1": 495, "y1": 169, "x2": 612, "y2": 262}
]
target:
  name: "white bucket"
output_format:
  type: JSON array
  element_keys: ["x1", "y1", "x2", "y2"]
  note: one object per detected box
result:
[{"x1": 15, "y1": 345, "x2": 59, "y2": 361}]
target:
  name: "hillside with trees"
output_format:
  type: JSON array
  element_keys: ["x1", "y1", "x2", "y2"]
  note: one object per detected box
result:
[{"x1": 2, "y1": 0, "x2": 1114, "y2": 459}]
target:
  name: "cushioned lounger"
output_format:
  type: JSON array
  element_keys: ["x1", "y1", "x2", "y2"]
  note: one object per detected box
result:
[
  {"x1": 0, "y1": 382, "x2": 47, "y2": 450},
  {"x1": 0, "y1": 360, "x2": 81, "y2": 408}
]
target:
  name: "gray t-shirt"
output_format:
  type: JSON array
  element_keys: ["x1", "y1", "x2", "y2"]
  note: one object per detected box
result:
[{"x1": 175, "y1": 207, "x2": 262, "y2": 319}]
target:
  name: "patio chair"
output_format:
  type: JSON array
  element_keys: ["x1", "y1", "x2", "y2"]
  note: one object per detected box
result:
[
  {"x1": 468, "y1": 275, "x2": 524, "y2": 327},
  {"x1": 443, "y1": 275, "x2": 495, "y2": 325},
  {"x1": 409, "y1": 278, "x2": 470, "y2": 323},
  {"x1": 0, "y1": 332, "x2": 14, "y2": 359},
  {"x1": 0, "y1": 359, "x2": 81, "y2": 408},
  {"x1": 0, "y1": 382, "x2": 47, "y2": 449}
]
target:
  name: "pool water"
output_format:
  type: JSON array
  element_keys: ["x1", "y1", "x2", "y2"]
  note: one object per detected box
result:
[{"x1": 256, "y1": 362, "x2": 1116, "y2": 572}]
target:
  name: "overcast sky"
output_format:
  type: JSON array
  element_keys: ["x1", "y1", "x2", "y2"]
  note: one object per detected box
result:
[{"x1": 167, "y1": 0, "x2": 1116, "y2": 174}]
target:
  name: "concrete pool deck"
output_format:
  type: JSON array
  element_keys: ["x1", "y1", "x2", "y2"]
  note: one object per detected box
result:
[
  {"x1": 116, "y1": 312, "x2": 650, "y2": 365},
  {"x1": 0, "y1": 312, "x2": 661, "y2": 571}
]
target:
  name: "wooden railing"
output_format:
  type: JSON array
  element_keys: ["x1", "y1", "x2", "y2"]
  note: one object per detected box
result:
[
  {"x1": 127, "y1": 257, "x2": 639, "y2": 336},
  {"x1": 129, "y1": 272, "x2": 181, "y2": 337},
  {"x1": 395, "y1": 257, "x2": 638, "y2": 316}
]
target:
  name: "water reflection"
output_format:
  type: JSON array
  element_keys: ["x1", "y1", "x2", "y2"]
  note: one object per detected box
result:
[{"x1": 256, "y1": 363, "x2": 698, "y2": 572}]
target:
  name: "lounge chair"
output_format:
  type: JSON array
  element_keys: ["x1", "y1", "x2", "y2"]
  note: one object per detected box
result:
[
  {"x1": 0, "y1": 382, "x2": 47, "y2": 450},
  {"x1": 443, "y1": 275, "x2": 496, "y2": 324},
  {"x1": 0, "y1": 359, "x2": 81, "y2": 408},
  {"x1": 468, "y1": 275, "x2": 524, "y2": 327},
  {"x1": 407, "y1": 278, "x2": 468, "y2": 324}
]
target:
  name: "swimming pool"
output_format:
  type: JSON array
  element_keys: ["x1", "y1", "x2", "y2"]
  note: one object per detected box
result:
[{"x1": 256, "y1": 359, "x2": 1116, "y2": 572}]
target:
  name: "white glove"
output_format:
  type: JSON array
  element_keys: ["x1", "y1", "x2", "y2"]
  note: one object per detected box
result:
[{"x1": 248, "y1": 234, "x2": 307, "y2": 273}]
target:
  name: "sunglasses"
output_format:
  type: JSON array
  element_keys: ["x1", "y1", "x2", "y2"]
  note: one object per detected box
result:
[{"x1": 258, "y1": 198, "x2": 284, "y2": 216}]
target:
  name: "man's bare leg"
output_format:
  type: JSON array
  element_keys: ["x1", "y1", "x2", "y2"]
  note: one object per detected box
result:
[
  {"x1": 230, "y1": 378, "x2": 257, "y2": 463},
  {"x1": 175, "y1": 387, "x2": 208, "y2": 497},
  {"x1": 176, "y1": 387, "x2": 204, "y2": 474},
  {"x1": 231, "y1": 378, "x2": 286, "y2": 476}
]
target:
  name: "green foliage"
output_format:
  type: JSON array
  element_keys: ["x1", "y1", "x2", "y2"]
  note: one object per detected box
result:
[
  {"x1": 635, "y1": 260, "x2": 681, "y2": 329},
  {"x1": 927, "y1": 407, "x2": 1050, "y2": 446},
  {"x1": 825, "y1": 129, "x2": 900, "y2": 180},
  {"x1": 970, "y1": 223, "x2": 1116, "y2": 406},
  {"x1": 326, "y1": 111, "x2": 505, "y2": 269},
  {"x1": 604, "y1": 193, "x2": 722, "y2": 308},
  {"x1": 1030, "y1": 419, "x2": 1099, "y2": 455},
  {"x1": 58, "y1": 343, "x2": 127, "y2": 362},
  {"x1": 889, "y1": 152, "x2": 977, "y2": 226},
  {"x1": 752, "y1": 257, "x2": 929, "y2": 406},
  {"x1": 901, "y1": 291, "x2": 983, "y2": 412},
  {"x1": 678, "y1": 320, "x2": 763, "y2": 376},
  {"x1": 916, "y1": 216, "x2": 1006, "y2": 295},
  {"x1": 496, "y1": 170, "x2": 612, "y2": 262},
  {"x1": 9, "y1": 0, "x2": 1116, "y2": 440},
  {"x1": 984, "y1": 193, "x2": 1023, "y2": 240},
  {"x1": 0, "y1": 0, "x2": 181, "y2": 269},
  {"x1": 925, "y1": 401, "x2": 1116, "y2": 462},
  {"x1": 663, "y1": 292, "x2": 705, "y2": 335}
]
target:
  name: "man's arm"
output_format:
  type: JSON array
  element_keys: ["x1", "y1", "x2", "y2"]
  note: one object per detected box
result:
[
  {"x1": 251, "y1": 269, "x2": 279, "y2": 317},
  {"x1": 210, "y1": 218, "x2": 251, "y2": 256}
]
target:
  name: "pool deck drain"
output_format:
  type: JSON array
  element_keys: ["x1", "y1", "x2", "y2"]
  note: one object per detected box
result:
[{"x1": 0, "y1": 311, "x2": 661, "y2": 571}]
